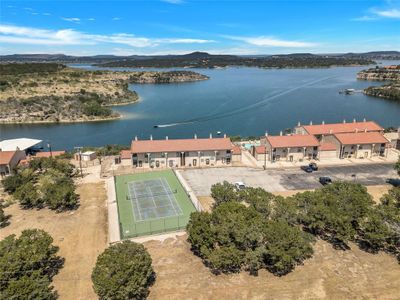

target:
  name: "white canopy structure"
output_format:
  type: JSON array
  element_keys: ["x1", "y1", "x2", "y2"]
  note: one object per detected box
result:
[{"x1": 0, "y1": 138, "x2": 43, "y2": 151}]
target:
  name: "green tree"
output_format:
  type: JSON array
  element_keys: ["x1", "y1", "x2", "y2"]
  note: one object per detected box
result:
[
  {"x1": 262, "y1": 220, "x2": 315, "y2": 275},
  {"x1": 92, "y1": 241, "x2": 155, "y2": 300},
  {"x1": 14, "y1": 182, "x2": 42, "y2": 208},
  {"x1": 240, "y1": 187, "x2": 274, "y2": 217},
  {"x1": 42, "y1": 177, "x2": 78, "y2": 211},
  {"x1": 210, "y1": 181, "x2": 239, "y2": 207},
  {"x1": 0, "y1": 229, "x2": 63, "y2": 298},
  {"x1": 295, "y1": 182, "x2": 373, "y2": 247},
  {"x1": 0, "y1": 206, "x2": 9, "y2": 228},
  {"x1": 395, "y1": 158, "x2": 400, "y2": 176}
]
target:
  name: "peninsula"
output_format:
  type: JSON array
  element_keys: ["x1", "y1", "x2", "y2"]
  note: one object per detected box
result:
[
  {"x1": 0, "y1": 63, "x2": 208, "y2": 124},
  {"x1": 96, "y1": 52, "x2": 374, "y2": 69},
  {"x1": 357, "y1": 65, "x2": 400, "y2": 101}
]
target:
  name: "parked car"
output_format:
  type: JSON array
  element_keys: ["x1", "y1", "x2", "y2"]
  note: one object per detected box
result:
[
  {"x1": 301, "y1": 165, "x2": 313, "y2": 173},
  {"x1": 386, "y1": 178, "x2": 400, "y2": 187},
  {"x1": 234, "y1": 182, "x2": 246, "y2": 190},
  {"x1": 319, "y1": 176, "x2": 332, "y2": 185},
  {"x1": 309, "y1": 162, "x2": 318, "y2": 171}
]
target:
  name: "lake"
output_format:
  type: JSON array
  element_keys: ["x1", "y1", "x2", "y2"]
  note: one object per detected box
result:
[{"x1": 1, "y1": 63, "x2": 400, "y2": 150}]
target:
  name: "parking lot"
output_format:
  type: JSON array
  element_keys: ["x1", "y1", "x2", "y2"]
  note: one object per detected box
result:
[{"x1": 181, "y1": 163, "x2": 398, "y2": 196}]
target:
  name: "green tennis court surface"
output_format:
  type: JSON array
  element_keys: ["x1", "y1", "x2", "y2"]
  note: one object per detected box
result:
[{"x1": 115, "y1": 170, "x2": 197, "y2": 239}]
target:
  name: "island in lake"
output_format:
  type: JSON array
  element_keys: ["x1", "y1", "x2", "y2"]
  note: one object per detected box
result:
[
  {"x1": 0, "y1": 63, "x2": 208, "y2": 124},
  {"x1": 357, "y1": 65, "x2": 400, "y2": 101}
]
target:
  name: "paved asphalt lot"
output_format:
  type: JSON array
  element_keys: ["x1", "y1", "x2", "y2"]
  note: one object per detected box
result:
[{"x1": 181, "y1": 163, "x2": 398, "y2": 196}]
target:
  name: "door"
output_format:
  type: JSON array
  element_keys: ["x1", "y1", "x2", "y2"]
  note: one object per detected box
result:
[
  {"x1": 364, "y1": 151, "x2": 368, "y2": 158},
  {"x1": 193, "y1": 159, "x2": 197, "y2": 166},
  {"x1": 289, "y1": 155, "x2": 293, "y2": 162},
  {"x1": 138, "y1": 160, "x2": 142, "y2": 167},
  {"x1": 180, "y1": 153, "x2": 186, "y2": 166}
]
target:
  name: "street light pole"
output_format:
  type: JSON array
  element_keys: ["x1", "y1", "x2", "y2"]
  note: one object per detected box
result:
[
  {"x1": 74, "y1": 146, "x2": 83, "y2": 178},
  {"x1": 47, "y1": 142, "x2": 52, "y2": 158}
]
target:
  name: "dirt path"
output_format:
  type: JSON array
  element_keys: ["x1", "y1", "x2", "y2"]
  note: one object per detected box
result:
[
  {"x1": 0, "y1": 182, "x2": 108, "y2": 300},
  {"x1": 145, "y1": 235, "x2": 400, "y2": 300}
]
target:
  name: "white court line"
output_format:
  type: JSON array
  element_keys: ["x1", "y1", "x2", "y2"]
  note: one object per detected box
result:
[
  {"x1": 129, "y1": 182, "x2": 144, "y2": 221},
  {"x1": 146, "y1": 181, "x2": 160, "y2": 218},
  {"x1": 161, "y1": 178, "x2": 182, "y2": 215}
]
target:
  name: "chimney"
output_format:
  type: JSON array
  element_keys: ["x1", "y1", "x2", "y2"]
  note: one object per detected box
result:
[
  {"x1": 353, "y1": 118, "x2": 356, "y2": 123},
  {"x1": 265, "y1": 131, "x2": 268, "y2": 137},
  {"x1": 364, "y1": 128, "x2": 367, "y2": 133},
  {"x1": 322, "y1": 120, "x2": 325, "y2": 125},
  {"x1": 363, "y1": 118, "x2": 366, "y2": 122},
  {"x1": 166, "y1": 136, "x2": 168, "y2": 140},
  {"x1": 280, "y1": 131, "x2": 283, "y2": 136},
  {"x1": 150, "y1": 135, "x2": 153, "y2": 140},
  {"x1": 355, "y1": 128, "x2": 358, "y2": 133},
  {"x1": 194, "y1": 134, "x2": 197, "y2": 139},
  {"x1": 134, "y1": 136, "x2": 138, "y2": 141},
  {"x1": 209, "y1": 133, "x2": 212, "y2": 139},
  {"x1": 329, "y1": 129, "x2": 333, "y2": 134},
  {"x1": 309, "y1": 121, "x2": 313, "y2": 125},
  {"x1": 343, "y1": 119, "x2": 346, "y2": 123},
  {"x1": 223, "y1": 133, "x2": 226, "y2": 138},
  {"x1": 297, "y1": 121, "x2": 301, "y2": 127}
]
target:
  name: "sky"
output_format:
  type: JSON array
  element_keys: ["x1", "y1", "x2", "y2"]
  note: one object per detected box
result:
[{"x1": 0, "y1": 0, "x2": 399, "y2": 56}]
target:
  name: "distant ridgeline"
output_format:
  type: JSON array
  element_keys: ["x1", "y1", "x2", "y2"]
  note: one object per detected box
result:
[
  {"x1": 0, "y1": 63, "x2": 208, "y2": 124},
  {"x1": 96, "y1": 52, "x2": 374, "y2": 68},
  {"x1": 358, "y1": 65, "x2": 400, "y2": 101}
]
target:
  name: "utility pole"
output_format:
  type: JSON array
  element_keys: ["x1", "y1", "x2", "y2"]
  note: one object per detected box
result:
[
  {"x1": 264, "y1": 145, "x2": 267, "y2": 170},
  {"x1": 47, "y1": 142, "x2": 53, "y2": 158},
  {"x1": 74, "y1": 146, "x2": 83, "y2": 178}
]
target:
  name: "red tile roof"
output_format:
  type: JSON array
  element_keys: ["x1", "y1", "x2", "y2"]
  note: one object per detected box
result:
[
  {"x1": 334, "y1": 132, "x2": 389, "y2": 145},
  {"x1": 302, "y1": 121, "x2": 383, "y2": 135},
  {"x1": 120, "y1": 150, "x2": 132, "y2": 159},
  {"x1": 35, "y1": 151, "x2": 65, "y2": 158},
  {"x1": 254, "y1": 145, "x2": 267, "y2": 154},
  {"x1": 131, "y1": 137, "x2": 233, "y2": 153},
  {"x1": 231, "y1": 145, "x2": 241, "y2": 155},
  {"x1": 0, "y1": 151, "x2": 17, "y2": 165},
  {"x1": 266, "y1": 135, "x2": 319, "y2": 148},
  {"x1": 319, "y1": 142, "x2": 337, "y2": 151}
]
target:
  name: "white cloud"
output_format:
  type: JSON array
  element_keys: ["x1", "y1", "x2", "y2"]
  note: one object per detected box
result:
[
  {"x1": 0, "y1": 24, "x2": 214, "y2": 48},
  {"x1": 112, "y1": 17, "x2": 121, "y2": 21},
  {"x1": 225, "y1": 36, "x2": 316, "y2": 48},
  {"x1": 62, "y1": 17, "x2": 81, "y2": 23},
  {"x1": 87, "y1": 18, "x2": 95, "y2": 21},
  {"x1": 42, "y1": 13, "x2": 51, "y2": 16},
  {"x1": 373, "y1": 8, "x2": 400, "y2": 18}
]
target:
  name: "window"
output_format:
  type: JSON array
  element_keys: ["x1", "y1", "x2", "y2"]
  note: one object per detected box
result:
[
  {"x1": 155, "y1": 161, "x2": 160, "y2": 167},
  {"x1": 297, "y1": 148, "x2": 302, "y2": 152},
  {"x1": 206, "y1": 159, "x2": 210, "y2": 165},
  {"x1": 185, "y1": 152, "x2": 189, "y2": 156},
  {"x1": 168, "y1": 160, "x2": 173, "y2": 167},
  {"x1": 227, "y1": 150, "x2": 231, "y2": 154},
  {"x1": 161, "y1": 153, "x2": 166, "y2": 158},
  {"x1": 359, "y1": 146, "x2": 363, "y2": 150},
  {"x1": 193, "y1": 159, "x2": 197, "y2": 166}
]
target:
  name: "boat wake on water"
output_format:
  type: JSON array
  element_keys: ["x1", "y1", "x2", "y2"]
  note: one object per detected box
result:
[{"x1": 153, "y1": 76, "x2": 336, "y2": 128}]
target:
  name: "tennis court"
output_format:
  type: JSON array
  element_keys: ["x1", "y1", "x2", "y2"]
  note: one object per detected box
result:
[{"x1": 115, "y1": 170, "x2": 197, "y2": 239}]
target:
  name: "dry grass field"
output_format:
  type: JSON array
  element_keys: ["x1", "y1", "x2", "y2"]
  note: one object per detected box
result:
[
  {"x1": 145, "y1": 235, "x2": 400, "y2": 300},
  {"x1": 0, "y1": 182, "x2": 108, "y2": 300},
  {"x1": 1, "y1": 180, "x2": 398, "y2": 299}
]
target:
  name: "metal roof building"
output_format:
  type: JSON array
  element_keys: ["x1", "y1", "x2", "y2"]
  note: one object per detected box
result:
[{"x1": 0, "y1": 138, "x2": 42, "y2": 151}]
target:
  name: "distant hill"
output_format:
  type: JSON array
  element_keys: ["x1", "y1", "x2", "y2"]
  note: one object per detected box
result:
[{"x1": 2, "y1": 51, "x2": 398, "y2": 65}]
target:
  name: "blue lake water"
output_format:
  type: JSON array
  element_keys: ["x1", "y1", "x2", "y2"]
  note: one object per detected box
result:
[{"x1": 1, "y1": 63, "x2": 400, "y2": 150}]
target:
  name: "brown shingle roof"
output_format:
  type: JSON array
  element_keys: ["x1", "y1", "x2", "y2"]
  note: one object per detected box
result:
[
  {"x1": 231, "y1": 145, "x2": 241, "y2": 155},
  {"x1": 302, "y1": 121, "x2": 383, "y2": 135},
  {"x1": 131, "y1": 137, "x2": 233, "y2": 153},
  {"x1": 0, "y1": 151, "x2": 17, "y2": 165},
  {"x1": 334, "y1": 132, "x2": 389, "y2": 145},
  {"x1": 319, "y1": 142, "x2": 337, "y2": 151},
  {"x1": 120, "y1": 150, "x2": 132, "y2": 159},
  {"x1": 266, "y1": 135, "x2": 319, "y2": 148},
  {"x1": 35, "y1": 151, "x2": 65, "y2": 158}
]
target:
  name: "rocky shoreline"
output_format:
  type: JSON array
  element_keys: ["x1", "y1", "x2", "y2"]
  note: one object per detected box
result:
[
  {"x1": 0, "y1": 65, "x2": 208, "y2": 124},
  {"x1": 357, "y1": 66, "x2": 400, "y2": 101}
]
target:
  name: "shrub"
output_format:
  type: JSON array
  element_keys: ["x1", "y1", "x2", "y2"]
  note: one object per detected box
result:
[
  {"x1": 0, "y1": 229, "x2": 64, "y2": 299},
  {"x1": 92, "y1": 241, "x2": 155, "y2": 300}
]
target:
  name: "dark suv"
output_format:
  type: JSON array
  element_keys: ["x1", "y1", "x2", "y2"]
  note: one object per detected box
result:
[{"x1": 319, "y1": 177, "x2": 332, "y2": 185}]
